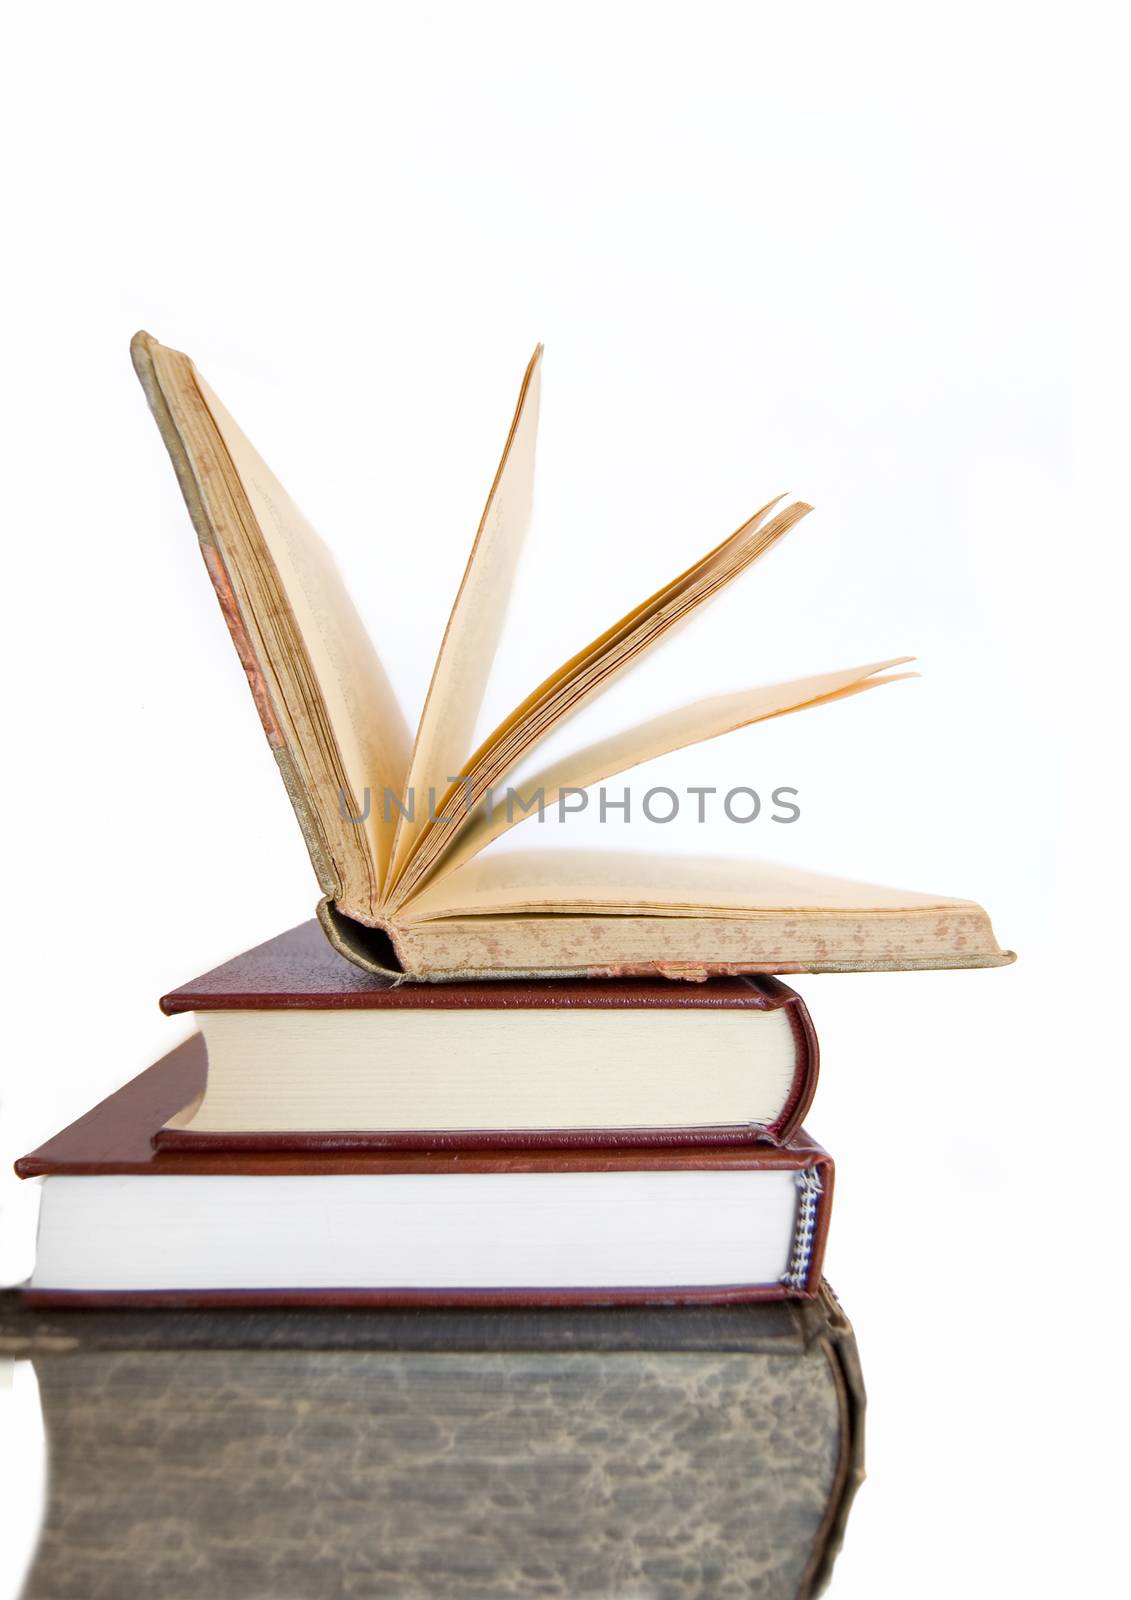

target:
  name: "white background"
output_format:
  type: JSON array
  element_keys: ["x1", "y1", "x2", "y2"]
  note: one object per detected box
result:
[{"x1": 1, "y1": 3, "x2": 1128, "y2": 1594}]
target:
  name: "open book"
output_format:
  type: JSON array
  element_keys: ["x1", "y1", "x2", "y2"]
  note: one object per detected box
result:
[{"x1": 131, "y1": 334, "x2": 1011, "y2": 980}]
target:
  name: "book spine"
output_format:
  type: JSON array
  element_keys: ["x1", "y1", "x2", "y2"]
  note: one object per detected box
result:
[
  {"x1": 781, "y1": 1167, "x2": 826, "y2": 1291},
  {"x1": 773, "y1": 991, "x2": 818, "y2": 1142},
  {"x1": 20, "y1": 1279, "x2": 823, "y2": 1310},
  {"x1": 153, "y1": 1122, "x2": 797, "y2": 1156}
]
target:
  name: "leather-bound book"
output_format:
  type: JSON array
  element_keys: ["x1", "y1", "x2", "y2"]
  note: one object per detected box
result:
[
  {"x1": 15, "y1": 1038, "x2": 833, "y2": 1308},
  {"x1": 0, "y1": 1283, "x2": 864, "y2": 1600},
  {"x1": 154, "y1": 920, "x2": 818, "y2": 1151}
]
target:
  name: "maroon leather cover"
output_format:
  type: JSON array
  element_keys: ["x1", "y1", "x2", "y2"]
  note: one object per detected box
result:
[
  {"x1": 154, "y1": 922, "x2": 818, "y2": 1150},
  {"x1": 15, "y1": 1038, "x2": 833, "y2": 1308},
  {"x1": 160, "y1": 921, "x2": 814, "y2": 1016}
]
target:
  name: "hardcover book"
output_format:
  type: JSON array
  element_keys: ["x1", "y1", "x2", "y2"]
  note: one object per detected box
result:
[
  {"x1": 132, "y1": 332, "x2": 1011, "y2": 981},
  {"x1": 15, "y1": 1038, "x2": 833, "y2": 1307},
  {"x1": 154, "y1": 921, "x2": 818, "y2": 1150},
  {"x1": 1, "y1": 1285, "x2": 864, "y2": 1600}
]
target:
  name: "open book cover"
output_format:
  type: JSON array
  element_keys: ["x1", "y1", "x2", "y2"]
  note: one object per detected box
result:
[{"x1": 131, "y1": 332, "x2": 1012, "y2": 981}]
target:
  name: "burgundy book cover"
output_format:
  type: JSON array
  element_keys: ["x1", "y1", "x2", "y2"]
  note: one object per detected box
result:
[
  {"x1": 14, "y1": 1037, "x2": 834, "y2": 1309},
  {"x1": 153, "y1": 921, "x2": 818, "y2": 1152}
]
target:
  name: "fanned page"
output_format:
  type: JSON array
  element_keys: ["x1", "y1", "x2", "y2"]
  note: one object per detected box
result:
[
  {"x1": 385, "y1": 495, "x2": 816, "y2": 906},
  {"x1": 432, "y1": 659, "x2": 917, "y2": 882},
  {"x1": 387, "y1": 346, "x2": 544, "y2": 885},
  {"x1": 134, "y1": 334, "x2": 411, "y2": 914},
  {"x1": 193, "y1": 372, "x2": 413, "y2": 896}
]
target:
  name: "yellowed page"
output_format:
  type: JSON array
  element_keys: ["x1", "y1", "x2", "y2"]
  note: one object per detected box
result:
[
  {"x1": 430, "y1": 658, "x2": 915, "y2": 881},
  {"x1": 139, "y1": 336, "x2": 409, "y2": 915},
  {"x1": 192, "y1": 369, "x2": 412, "y2": 891},
  {"x1": 398, "y1": 848, "x2": 982, "y2": 922},
  {"x1": 388, "y1": 346, "x2": 543, "y2": 881},
  {"x1": 386, "y1": 496, "x2": 812, "y2": 905}
]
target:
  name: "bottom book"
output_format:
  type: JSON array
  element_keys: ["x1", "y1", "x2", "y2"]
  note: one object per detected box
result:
[
  {"x1": 16, "y1": 1037, "x2": 833, "y2": 1306},
  {"x1": 0, "y1": 1285, "x2": 864, "y2": 1600}
]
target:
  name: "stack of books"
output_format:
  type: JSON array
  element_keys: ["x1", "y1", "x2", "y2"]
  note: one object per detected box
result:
[
  {"x1": 11, "y1": 337, "x2": 1009, "y2": 1589},
  {"x1": 16, "y1": 332, "x2": 1006, "y2": 1299},
  {"x1": 19, "y1": 923, "x2": 835, "y2": 1305}
]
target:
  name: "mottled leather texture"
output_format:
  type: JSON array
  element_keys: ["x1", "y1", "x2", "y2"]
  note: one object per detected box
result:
[{"x1": 0, "y1": 1285, "x2": 864, "y2": 1600}]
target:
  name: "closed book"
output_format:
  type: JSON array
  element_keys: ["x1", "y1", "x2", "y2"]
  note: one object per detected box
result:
[
  {"x1": 155, "y1": 921, "x2": 818, "y2": 1151},
  {"x1": 1, "y1": 1284, "x2": 864, "y2": 1600},
  {"x1": 15, "y1": 1038, "x2": 833, "y2": 1307}
]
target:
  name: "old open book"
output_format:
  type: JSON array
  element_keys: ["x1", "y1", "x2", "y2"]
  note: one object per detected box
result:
[{"x1": 132, "y1": 333, "x2": 1010, "y2": 980}]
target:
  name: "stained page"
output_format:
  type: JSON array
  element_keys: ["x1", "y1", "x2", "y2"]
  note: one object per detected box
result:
[{"x1": 192, "y1": 364, "x2": 412, "y2": 888}]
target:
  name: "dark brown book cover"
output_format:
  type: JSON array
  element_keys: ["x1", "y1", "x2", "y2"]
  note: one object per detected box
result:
[
  {"x1": 154, "y1": 920, "x2": 818, "y2": 1152},
  {"x1": 1, "y1": 1282, "x2": 864, "y2": 1600},
  {"x1": 14, "y1": 1037, "x2": 833, "y2": 1308}
]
